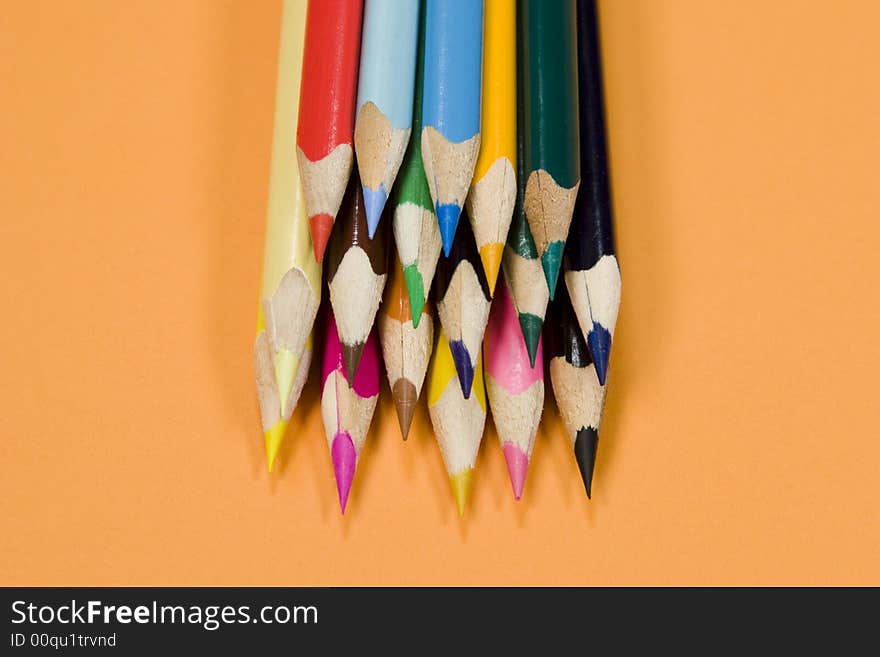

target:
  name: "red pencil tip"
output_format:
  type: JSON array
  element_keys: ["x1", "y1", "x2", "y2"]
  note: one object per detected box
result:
[{"x1": 309, "y1": 213, "x2": 334, "y2": 263}]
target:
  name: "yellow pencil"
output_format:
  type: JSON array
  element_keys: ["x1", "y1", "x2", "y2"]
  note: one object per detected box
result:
[
  {"x1": 254, "y1": 0, "x2": 322, "y2": 473},
  {"x1": 465, "y1": 0, "x2": 517, "y2": 297},
  {"x1": 427, "y1": 325, "x2": 487, "y2": 517}
]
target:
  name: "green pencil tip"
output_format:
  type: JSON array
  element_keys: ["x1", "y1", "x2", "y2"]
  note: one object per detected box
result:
[
  {"x1": 542, "y1": 241, "x2": 564, "y2": 300},
  {"x1": 518, "y1": 313, "x2": 543, "y2": 367},
  {"x1": 403, "y1": 264, "x2": 426, "y2": 328}
]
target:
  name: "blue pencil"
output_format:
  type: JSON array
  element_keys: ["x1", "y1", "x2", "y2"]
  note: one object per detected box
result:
[
  {"x1": 420, "y1": 0, "x2": 483, "y2": 257},
  {"x1": 354, "y1": 0, "x2": 421, "y2": 238}
]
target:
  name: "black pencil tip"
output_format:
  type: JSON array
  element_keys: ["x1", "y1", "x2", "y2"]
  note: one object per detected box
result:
[{"x1": 574, "y1": 428, "x2": 599, "y2": 500}]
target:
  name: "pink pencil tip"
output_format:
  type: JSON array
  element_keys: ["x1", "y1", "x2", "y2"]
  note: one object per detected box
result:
[
  {"x1": 331, "y1": 432, "x2": 357, "y2": 514},
  {"x1": 502, "y1": 443, "x2": 530, "y2": 500}
]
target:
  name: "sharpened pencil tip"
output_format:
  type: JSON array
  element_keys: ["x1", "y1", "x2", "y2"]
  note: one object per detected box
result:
[
  {"x1": 542, "y1": 241, "x2": 564, "y2": 300},
  {"x1": 272, "y1": 348, "x2": 297, "y2": 418},
  {"x1": 574, "y1": 428, "x2": 599, "y2": 500},
  {"x1": 402, "y1": 265, "x2": 426, "y2": 327},
  {"x1": 436, "y1": 204, "x2": 461, "y2": 258},
  {"x1": 518, "y1": 313, "x2": 543, "y2": 368},
  {"x1": 448, "y1": 340, "x2": 474, "y2": 398},
  {"x1": 392, "y1": 379, "x2": 418, "y2": 440},
  {"x1": 362, "y1": 184, "x2": 387, "y2": 239},
  {"x1": 479, "y1": 242, "x2": 504, "y2": 297},
  {"x1": 309, "y1": 213, "x2": 334, "y2": 263},
  {"x1": 502, "y1": 443, "x2": 529, "y2": 500},
  {"x1": 587, "y1": 325, "x2": 612, "y2": 386},
  {"x1": 449, "y1": 469, "x2": 473, "y2": 517},
  {"x1": 332, "y1": 431, "x2": 357, "y2": 514},
  {"x1": 342, "y1": 342, "x2": 365, "y2": 385},
  {"x1": 263, "y1": 420, "x2": 288, "y2": 474}
]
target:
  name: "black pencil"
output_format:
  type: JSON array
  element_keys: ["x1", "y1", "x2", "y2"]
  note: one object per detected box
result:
[
  {"x1": 545, "y1": 278, "x2": 606, "y2": 500},
  {"x1": 564, "y1": 0, "x2": 621, "y2": 386}
]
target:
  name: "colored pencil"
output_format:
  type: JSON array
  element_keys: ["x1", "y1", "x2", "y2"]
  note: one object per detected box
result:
[
  {"x1": 500, "y1": 56, "x2": 548, "y2": 368},
  {"x1": 427, "y1": 324, "x2": 487, "y2": 516},
  {"x1": 434, "y1": 209, "x2": 491, "y2": 399},
  {"x1": 545, "y1": 279, "x2": 606, "y2": 499},
  {"x1": 297, "y1": 0, "x2": 363, "y2": 263},
  {"x1": 421, "y1": 0, "x2": 483, "y2": 257},
  {"x1": 564, "y1": 0, "x2": 621, "y2": 385},
  {"x1": 378, "y1": 251, "x2": 434, "y2": 440},
  {"x1": 484, "y1": 274, "x2": 543, "y2": 500},
  {"x1": 326, "y1": 166, "x2": 389, "y2": 382},
  {"x1": 392, "y1": 2, "x2": 442, "y2": 326},
  {"x1": 467, "y1": 0, "x2": 516, "y2": 295},
  {"x1": 465, "y1": 0, "x2": 517, "y2": 297},
  {"x1": 354, "y1": 0, "x2": 420, "y2": 237},
  {"x1": 320, "y1": 310, "x2": 381, "y2": 514},
  {"x1": 254, "y1": 0, "x2": 322, "y2": 473},
  {"x1": 520, "y1": 0, "x2": 580, "y2": 298}
]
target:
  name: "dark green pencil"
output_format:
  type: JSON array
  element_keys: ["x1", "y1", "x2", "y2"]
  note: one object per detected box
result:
[{"x1": 520, "y1": 0, "x2": 580, "y2": 299}]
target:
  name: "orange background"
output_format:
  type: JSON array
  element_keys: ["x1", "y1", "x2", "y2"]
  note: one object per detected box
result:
[{"x1": 2, "y1": 0, "x2": 878, "y2": 585}]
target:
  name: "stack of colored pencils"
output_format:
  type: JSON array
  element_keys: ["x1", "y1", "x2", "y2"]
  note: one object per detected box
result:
[{"x1": 254, "y1": 0, "x2": 621, "y2": 515}]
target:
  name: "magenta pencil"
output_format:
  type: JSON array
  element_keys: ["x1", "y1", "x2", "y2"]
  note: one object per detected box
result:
[
  {"x1": 483, "y1": 273, "x2": 544, "y2": 500},
  {"x1": 320, "y1": 309, "x2": 381, "y2": 514}
]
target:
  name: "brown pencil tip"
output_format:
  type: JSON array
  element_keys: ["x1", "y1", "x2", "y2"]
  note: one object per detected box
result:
[
  {"x1": 392, "y1": 378, "x2": 418, "y2": 440},
  {"x1": 342, "y1": 341, "x2": 365, "y2": 384}
]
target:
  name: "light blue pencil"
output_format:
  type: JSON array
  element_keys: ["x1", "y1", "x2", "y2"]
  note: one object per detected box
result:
[
  {"x1": 421, "y1": 0, "x2": 483, "y2": 257},
  {"x1": 354, "y1": 0, "x2": 421, "y2": 238}
]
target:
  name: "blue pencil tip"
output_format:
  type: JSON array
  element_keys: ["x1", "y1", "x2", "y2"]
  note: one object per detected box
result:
[
  {"x1": 362, "y1": 185, "x2": 388, "y2": 239},
  {"x1": 448, "y1": 340, "x2": 474, "y2": 399},
  {"x1": 436, "y1": 204, "x2": 461, "y2": 257},
  {"x1": 587, "y1": 325, "x2": 612, "y2": 386}
]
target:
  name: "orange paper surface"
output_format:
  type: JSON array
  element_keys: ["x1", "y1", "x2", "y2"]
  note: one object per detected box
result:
[{"x1": 1, "y1": 0, "x2": 878, "y2": 585}]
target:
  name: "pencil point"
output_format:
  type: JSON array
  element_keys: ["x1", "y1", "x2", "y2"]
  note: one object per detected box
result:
[
  {"x1": 402, "y1": 265, "x2": 426, "y2": 327},
  {"x1": 309, "y1": 213, "x2": 334, "y2": 263},
  {"x1": 449, "y1": 469, "x2": 473, "y2": 517},
  {"x1": 502, "y1": 443, "x2": 529, "y2": 500},
  {"x1": 362, "y1": 184, "x2": 387, "y2": 238},
  {"x1": 518, "y1": 313, "x2": 543, "y2": 368},
  {"x1": 331, "y1": 431, "x2": 357, "y2": 514},
  {"x1": 342, "y1": 342, "x2": 365, "y2": 384},
  {"x1": 587, "y1": 325, "x2": 612, "y2": 385},
  {"x1": 392, "y1": 378, "x2": 418, "y2": 440},
  {"x1": 574, "y1": 428, "x2": 599, "y2": 500},
  {"x1": 272, "y1": 348, "x2": 297, "y2": 418},
  {"x1": 448, "y1": 340, "x2": 474, "y2": 398},
  {"x1": 436, "y1": 204, "x2": 461, "y2": 257},
  {"x1": 541, "y1": 241, "x2": 564, "y2": 300},
  {"x1": 263, "y1": 420, "x2": 288, "y2": 473},
  {"x1": 479, "y1": 242, "x2": 504, "y2": 297}
]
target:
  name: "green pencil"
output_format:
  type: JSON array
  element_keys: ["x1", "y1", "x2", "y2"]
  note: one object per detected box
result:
[
  {"x1": 520, "y1": 0, "x2": 580, "y2": 299},
  {"x1": 501, "y1": 18, "x2": 548, "y2": 367},
  {"x1": 392, "y1": 0, "x2": 440, "y2": 328}
]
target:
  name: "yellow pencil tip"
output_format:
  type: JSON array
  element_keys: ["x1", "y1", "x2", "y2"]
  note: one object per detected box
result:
[
  {"x1": 264, "y1": 420, "x2": 288, "y2": 473},
  {"x1": 273, "y1": 348, "x2": 298, "y2": 417},
  {"x1": 449, "y1": 469, "x2": 473, "y2": 517},
  {"x1": 479, "y1": 243, "x2": 504, "y2": 297}
]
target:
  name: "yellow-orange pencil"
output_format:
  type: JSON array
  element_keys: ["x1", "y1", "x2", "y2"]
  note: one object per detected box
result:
[
  {"x1": 254, "y1": 0, "x2": 322, "y2": 473},
  {"x1": 427, "y1": 324, "x2": 487, "y2": 517},
  {"x1": 465, "y1": 0, "x2": 516, "y2": 296}
]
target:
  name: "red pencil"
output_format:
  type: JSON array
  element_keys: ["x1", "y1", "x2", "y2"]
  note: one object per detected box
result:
[{"x1": 297, "y1": 0, "x2": 363, "y2": 263}]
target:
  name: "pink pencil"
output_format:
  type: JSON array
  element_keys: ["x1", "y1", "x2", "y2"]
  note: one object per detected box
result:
[
  {"x1": 320, "y1": 309, "x2": 381, "y2": 513},
  {"x1": 484, "y1": 273, "x2": 544, "y2": 499}
]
